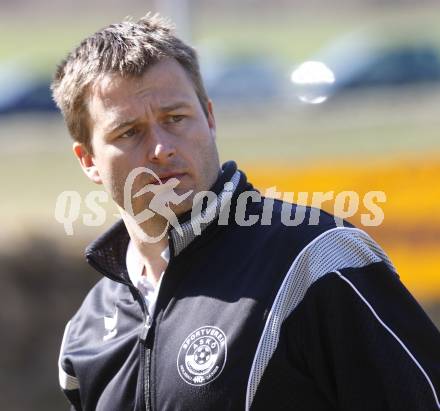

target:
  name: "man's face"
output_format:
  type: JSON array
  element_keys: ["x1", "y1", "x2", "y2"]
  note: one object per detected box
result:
[{"x1": 77, "y1": 58, "x2": 221, "y2": 219}]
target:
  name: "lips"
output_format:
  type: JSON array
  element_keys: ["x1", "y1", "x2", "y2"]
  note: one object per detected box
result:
[{"x1": 153, "y1": 172, "x2": 186, "y2": 185}]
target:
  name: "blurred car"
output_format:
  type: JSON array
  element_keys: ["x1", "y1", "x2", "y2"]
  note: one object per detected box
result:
[
  {"x1": 200, "y1": 53, "x2": 285, "y2": 104},
  {"x1": 1, "y1": 54, "x2": 284, "y2": 113},
  {"x1": 0, "y1": 61, "x2": 57, "y2": 115},
  {"x1": 291, "y1": 32, "x2": 440, "y2": 103}
]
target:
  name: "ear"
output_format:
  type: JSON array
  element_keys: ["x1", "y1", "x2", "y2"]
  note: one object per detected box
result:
[
  {"x1": 207, "y1": 99, "x2": 216, "y2": 138},
  {"x1": 73, "y1": 142, "x2": 102, "y2": 184}
]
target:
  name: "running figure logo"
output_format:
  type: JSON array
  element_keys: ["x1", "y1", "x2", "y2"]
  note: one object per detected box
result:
[{"x1": 123, "y1": 167, "x2": 193, "y2": 242}]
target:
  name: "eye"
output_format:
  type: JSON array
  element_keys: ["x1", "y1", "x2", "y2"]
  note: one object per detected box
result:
[
  {"x1": 119, "y1": 127, "x2": 140, "y2": 139},
  {"x1": 165, "y1": 115, "x2": 185, "y2": 124}
]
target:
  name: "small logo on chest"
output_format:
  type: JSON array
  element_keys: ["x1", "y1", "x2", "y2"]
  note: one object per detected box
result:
[{"x1": 177, "y1": 326, "x2": 227, "y2": 386}]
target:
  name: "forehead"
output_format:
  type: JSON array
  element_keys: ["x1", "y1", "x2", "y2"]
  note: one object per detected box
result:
[{"x1": 88, "y1": 59, "x2": 198, "y2": 127}]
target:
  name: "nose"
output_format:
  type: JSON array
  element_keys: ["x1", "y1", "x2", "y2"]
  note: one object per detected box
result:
[{"x1": 148, "y1": 125, "x2": 176, "y2": 163}]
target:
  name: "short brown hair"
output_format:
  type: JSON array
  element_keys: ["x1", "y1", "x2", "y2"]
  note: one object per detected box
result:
[{"x1": 51, "y1": 13, "x2": 209, "y2": 152}]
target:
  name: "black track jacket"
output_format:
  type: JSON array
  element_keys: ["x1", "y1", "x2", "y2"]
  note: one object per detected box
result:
[{"x1": 58, "y1": 161, "x2": 440, "y2": 410}]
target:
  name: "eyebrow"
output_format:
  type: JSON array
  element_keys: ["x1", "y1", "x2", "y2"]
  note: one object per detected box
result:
[
  {"x1": 105, "y1": 101, "x2": 193, "y2": 135},
  {"x1": 105, "y1": 119, "x2": 138, "y2": 136},
  {"x1": 159, "y1": 101, "x2": 192, "y2": 112}
]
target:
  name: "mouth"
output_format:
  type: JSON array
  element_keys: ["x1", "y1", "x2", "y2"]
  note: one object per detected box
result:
[{"x1": 153, "y1": 172, "x2": 187, "y2": 185}]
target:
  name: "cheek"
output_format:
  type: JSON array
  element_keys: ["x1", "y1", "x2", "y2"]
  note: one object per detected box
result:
[
  {"x1": 184, "y1": 123, "x2": 215, "y2": 156},
  {"x1": 93, "y1": 155, "x2": 131, "y2": 202},
  {"x1": 184, "y1": 135, "x2": 219, "y2": 187},
  {"x1": 95, "y1": 156, "x2": 121, "y2": 184}
]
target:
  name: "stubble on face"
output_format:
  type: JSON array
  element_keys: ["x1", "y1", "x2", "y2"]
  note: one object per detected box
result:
[{"x1": 87, "y1": 59, "x2": 221, "y2": 226}]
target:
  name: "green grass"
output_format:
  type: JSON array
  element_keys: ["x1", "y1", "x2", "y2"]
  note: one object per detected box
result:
[
  {"x1": 2, "y1": 5, "x2": 440, "y2": 73},
  {"x1": 0, "y1": 22, "x2": 98, "y2": 74}
]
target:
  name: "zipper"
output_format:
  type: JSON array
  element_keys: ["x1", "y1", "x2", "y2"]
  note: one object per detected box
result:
[
  {"x1": 139, "y1": 314, "x2": 153, "y2": 411},
  {"x1": 86, "y1": 241, "x2": 178, "y2": 411},
  {"x1": 86, "y1": 256, "x2": 155, "y2": 410},
  {"x1": 144, "y1": 346, "x2": 151, "y2": 411}
]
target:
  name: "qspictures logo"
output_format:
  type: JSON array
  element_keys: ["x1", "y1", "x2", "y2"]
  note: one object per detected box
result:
[
  {"x1": 54, "y1": 166, "x2": 387, "y2": 238},
  {"x1": 177, "y1": 326, "x2": 227, "y2": 386}
]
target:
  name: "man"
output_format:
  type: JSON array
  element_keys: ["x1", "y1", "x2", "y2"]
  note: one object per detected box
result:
[{"x1": 53, "y1": 14, "x2": 440, "y2": 411}]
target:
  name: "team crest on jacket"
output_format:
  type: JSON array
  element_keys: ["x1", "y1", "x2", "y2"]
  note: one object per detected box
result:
[{"x1": 177, "y1": 326, "x2": 227, "y2": 386}]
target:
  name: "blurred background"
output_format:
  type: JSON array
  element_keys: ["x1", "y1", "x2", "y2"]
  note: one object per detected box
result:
[{"x1": 1, "y1": 0, "x2": 439, "y2": 409}]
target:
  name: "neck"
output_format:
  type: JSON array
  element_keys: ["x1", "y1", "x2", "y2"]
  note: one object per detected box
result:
[{"x1": 119, "y1": 207, "x2": 170, "y2": 286}]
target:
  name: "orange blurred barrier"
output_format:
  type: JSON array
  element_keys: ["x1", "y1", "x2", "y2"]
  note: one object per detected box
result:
[{"x1": 244, "y1": 155, "x2": 440, "y2": 301}]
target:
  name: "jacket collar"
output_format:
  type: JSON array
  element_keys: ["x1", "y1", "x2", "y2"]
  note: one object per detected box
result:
[{"x1": 85, "y1": 161, "x2": 246, "y2": 282}]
